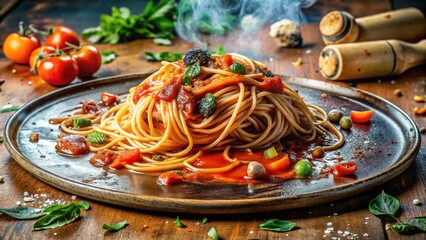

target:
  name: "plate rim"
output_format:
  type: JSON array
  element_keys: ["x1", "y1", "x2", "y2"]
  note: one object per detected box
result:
[{"x1": 4, "y1": 73, "x2": 421, "y2": 214}]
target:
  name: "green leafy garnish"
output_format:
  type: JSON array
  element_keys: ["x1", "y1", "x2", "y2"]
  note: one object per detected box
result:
[
  {"x1": 259, "y1": 219, "x2": 296, "y2": 232},
  {"x1": 199, "y1": 93, "x2": 217, "y2": 118},
  {"x1": 209, "y1": 45, "x2": 227, "y2": 55},
  {"x1": 1, "y1": 104, "x2": 20, "y2": 113},
  {"x1": 145, "y1": 51, "x2": 183, "y2": 62},
  {"x1": 82, "y1": 0, "x2": 177, "y2": 44},
  {"x1": 202, "y1": 217, "x2": 208, "y2": 224},
  {"x1": 230, "y1": 62, "x2": 246, "y2": 74},
  {"x1": 0, "y1": 207, "x2": 47, "y2": 219},
  {"x1": 102, "y1": 220, "x2": 127, "y2": 232},
  {"x1": 207, "y1": 227, "x2": 219, "y2": 240},
  {"x1": 264, "y1": 147, "x2": 278, "y2": 159},
  {"x1": 368, "y1": 190, "x2": 400, "y2": 216},
  {"x1": 101, "y1": 51, "x2": 118, "y2": 64},
  {"x1": 153, "y1": 38, "x2": 172, "y2": 45},
  {"x1": 0, "y1": 136, "x2": 3, "y2": 142},
  {"x1": 184, "y1": 62, "x2": 201, "y2": 78},
  {"x1": 173, "y1": 216, "x2": 186, "y2": 228},
  {"x1": 182, "y1": 76, "x2": 192, "y2": 86},
  {"x1": 33, "y1": 201, "x2": 90, "y2": 230},
  {"x1": 368, "y1": 191, "x2": 426, "y2": 234},
  {"x1": 72, "y1": 118, "x2": 92, "y2": 128},
  {"x1": 87, "y1": 131, "x2": 107, "y2": 144}
]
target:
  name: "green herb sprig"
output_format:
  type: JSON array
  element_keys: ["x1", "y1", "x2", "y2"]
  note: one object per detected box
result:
[
  {"x1": 173, "y1": 216, "x2": 186, "y2": 228},
  {"x1": 259, "y1": 219, "x2": 296, "y2": 232},
  {"x1": 369, "y1": 190, "x2": 426, "y2": 233},
  {"x1": 145, "y1": 51, "x2": 183, "y2": 62},
  {"x1": 82, "y1": 0, "x2": 177, "y2": 44},
  {"x1": 103, "y1": 220, "x2": 127, "y2": 232}
]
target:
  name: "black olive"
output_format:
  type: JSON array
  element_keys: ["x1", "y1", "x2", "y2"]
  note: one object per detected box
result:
[{"x1": 183, "y1": 48, "x2": 211, "y2": 66}]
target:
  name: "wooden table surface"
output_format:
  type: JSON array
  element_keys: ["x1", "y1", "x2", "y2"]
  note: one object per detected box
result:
[{"x1": 1, "y1": 0, "x2": 425, "y2": 239}]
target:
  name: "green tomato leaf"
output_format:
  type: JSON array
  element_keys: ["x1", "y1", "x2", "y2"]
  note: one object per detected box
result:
[
  {"x1": 405, "y1": 217, "x2": 426, "y2": 231},
  {"x1": 0, "y1": 207, "x2": 47, "y2": 220},
  {"x1": 259, "y1": 219, "x2": 296, "y2": 232},
  {"x1": 392, "y1": 222, "x2": 417, "y2": 233},
  {"x1": 368, "y1": 190, "x2": 400, "y2": 216},
  {"x1": 173, "y1": 216, "x2": 186, "y2": 228},
  {"x1": 101, "y1": 51, "x2": 118, "y2": 64},
  {"x1": 207, "y1": 227, "x2": 219, "y2": 240},
  {"x1": 102, "y1": 220, "x2": 127, "y2": 232},
  {"x1": 1, "y1": 104, "x2": 20, "y2": 113}
]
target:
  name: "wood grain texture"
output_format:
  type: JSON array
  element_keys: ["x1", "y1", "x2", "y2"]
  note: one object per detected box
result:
[{"x1": 1, "y1": 0, "x2": 425, "y2": 239}]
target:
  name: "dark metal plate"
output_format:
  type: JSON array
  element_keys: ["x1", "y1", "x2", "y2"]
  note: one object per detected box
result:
[{"x1": 4, "y1": 73, "x2": 420, "y2": 213}]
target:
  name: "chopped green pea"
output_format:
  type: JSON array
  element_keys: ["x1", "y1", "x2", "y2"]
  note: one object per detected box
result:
[
  {"x1": 339, "y1": 116, "x2": 353, "y2": 129},
  {"x1": 294, "y1": 159, "x2": 313, "y2": 178}
]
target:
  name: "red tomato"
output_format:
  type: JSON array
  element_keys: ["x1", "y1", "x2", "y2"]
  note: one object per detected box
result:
[
  {"x1": 350, "y1": 110, "x2": 373, "y2": 123},
  {"x1": 3, "y1": 28, "x2": 41, "y2": 64},
  {"x1": 29, "y1": 46, "x2": 56, "y2": 69},
  {"x1": 109, "y1": 149, "x2": 141, "y2": 169},
  {"x1": 333, "y1": 161, "x2": 357, "y2": 176},
  {"x1": 219, "y1": 54, "x2": 234, "y2": 69},
  {"x1": 158, "y1": 172, "x2": 184, "y2": 185},
  {"x1": 101, "y1": 92, "x2": 120, "y2": 105},
  {"x1": 264, "y1": 154, "x2": 291, "y2": 173},
  {"x1": 45, "y1": 26, "x2": 80, "y2": 51},
  {"x1": 70, "y1": 45, "x2": 101, "y2": 77},
  {"x1": 38, "y1": 55, "x2": 78, "y2": 86}
]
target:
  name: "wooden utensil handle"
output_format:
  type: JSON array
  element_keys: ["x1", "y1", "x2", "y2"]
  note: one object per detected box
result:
[
  {"x1": 320, "y1": 8, "x2": 426, "y2": 45},
  {"x1": 318, "y1": 40, "x2": 426, "y2": 80}
]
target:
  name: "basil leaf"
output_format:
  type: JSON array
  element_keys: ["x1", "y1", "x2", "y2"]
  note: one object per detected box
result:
[
  {"x1": 405, "y1": 217, "x2": 426, "y2": 231},
  {"x1": 182, "y1": 76, "x2": 191, "y2": 86},
  {"x1": 368, "y1": 191, "x2": 400, "y2": 216},
  {"x1": 392, "y1": 222, "x2": 417, "y2": 233},
  {"x1": 184, "y1": 62, "x2": 201, "y2": 78},
  {"x1": 33, "y1": 204, "x2": 80, "y2": 230},
  {"x1": 87, "y1": 131, "x2": 107, "y2": 144},
  {"x1": 101, "y1": 51, "x2": 118, "y2": 64},
  {"x1": 72, "y1": 118, "x2": 92, "y2": 128},
  {"x1": 202, "y1": 217, "x2": 208, "y2": 224},
  {"x1": 33, "y1": 201, "x2": 90, "y2": 230},
  {"x1": 102, "y1": 220, "x2": 127, "y2": 232},
  {"x1": 259, "y1": 219, "x2": 296, "y2": 232},
  {"x1": 207, "y1": 227, "x2": 218, "y2": 240},
  {"x1": 1, "y1": 104, "x2": 20, "y2": 113},
  {"x1": 0, "y1": 207, "x2": 46, "y2": 219},
  {"x1": 173, "y1": 216, "x2": 186, "y2": 228},
  {"x1": 145, "y1": 51, "x2": 183, "y2": 62},
  {"x1": 153, "y1": 38, "x2": 172, "y2": 45}
]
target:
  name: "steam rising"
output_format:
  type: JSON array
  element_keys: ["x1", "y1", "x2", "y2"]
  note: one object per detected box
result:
[{"x1": 176, "y1": 0, "x2": 316, "y2": 55}]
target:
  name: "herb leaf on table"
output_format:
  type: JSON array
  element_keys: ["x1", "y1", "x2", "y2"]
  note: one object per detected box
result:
[{"x1": 0, "y1": 207, "x2": 47, "y2": 219}]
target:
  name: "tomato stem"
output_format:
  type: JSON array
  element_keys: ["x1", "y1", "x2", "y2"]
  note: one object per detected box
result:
[
  {"x1": 65, "y1": 41, "x2": 82, "y2": 50},
  {"x1": 28, "y1": 24, "x2": 50, "y2": 36},
  {"x1": 18, "y1": 21, "x2": 26, "y2": 36}
]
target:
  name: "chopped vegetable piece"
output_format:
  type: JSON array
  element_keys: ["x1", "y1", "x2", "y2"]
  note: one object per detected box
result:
[
  {"x1": 72, "y1": 118, "x2": 92, "y2": 128},
  {"x1": 87, "y1": 131, "x2": 107, "y2": 144},
  {"x1": 158, "y1": 171, "x2": 184, "y2": 185},
  {"x1": 230, "y1": 62, "x2": 246, "y2": 74},
  {"x1": 29, "y1": 133, "x2": 39, "y2": 142},
  {"x1": 333, "y1": 161, "x2": 357, "y2": 176},
  {"x1": 184, "y1": 62, "x2": 201, "y2": 78},
  {"x1": 264, "y1": 146, "x2": 278, "y2": 159},
  {"x1": 109, "y1": 149, "x2": 141, "y2": 169},
  {"x1": 259, "y1": 219, "x2": 296, "y2": 232},
  {"x1": 293, "y1": 159, "x2": 313, "y2": 178},
  {"x1": 339, "y1": 116, "x2": 352, "y2": 129},
  {"x1": 56, "y1": 135, "x2": 90, "y2": 155},
  {"x1": 311, "y1": 146, "x2": 325, "y2": 158},
  {"x1": 207, "y1": 227, "x2": 219, "y2": 240},
  {"x1": 102, "y1": 220, "x2": 127, "y2": 232},
  {"x1": 199, "y1": 93, "x2": 217, "y2": 118},
  {"x1": 1, "y1": 104, "x2": 20, "y2": 113},
  {"x1": 101, "y1": 92, "x2": 120, "y2": 105},
  {"x1": 182, "y1": 76, "x2": 192, "y2": 86},
  {"x1": 265, "y1": 154, "x2": 291, "y2": 172},
  {"x1": 173, "y1": 216, "x2": 186, "y2": 228},
  {"x1": 350, "y1": 110, "x2": 373, "y2": 123}
]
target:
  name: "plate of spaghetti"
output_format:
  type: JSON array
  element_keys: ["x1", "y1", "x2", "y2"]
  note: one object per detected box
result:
[{"x1": 4, "y1": 49, "x2": 420, "y2": 213}]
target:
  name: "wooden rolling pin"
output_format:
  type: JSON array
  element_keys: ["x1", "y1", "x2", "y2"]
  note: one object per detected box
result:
[
  {"x1": 318, "y1": 39, "x2": 426, "y2": 80},
  {"x1": 320, "y1": 8, "x2": 426, "y2": 45}
]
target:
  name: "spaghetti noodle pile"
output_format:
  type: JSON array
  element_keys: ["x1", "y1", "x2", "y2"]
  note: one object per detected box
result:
[{"x1": 57, "y1": 49, "x2": 343, "y2": 173}]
